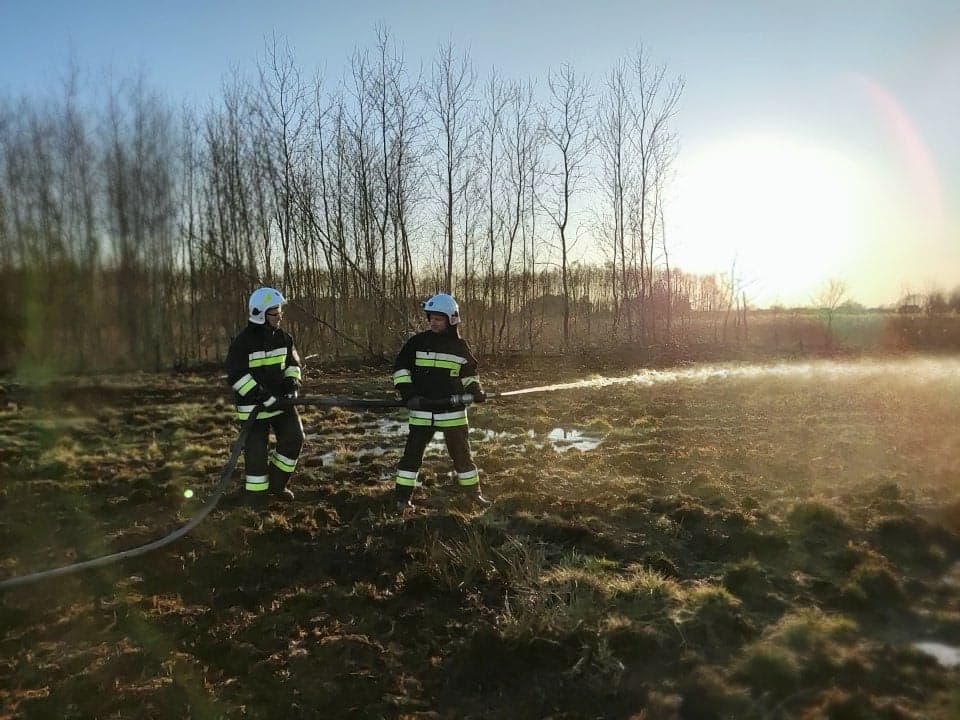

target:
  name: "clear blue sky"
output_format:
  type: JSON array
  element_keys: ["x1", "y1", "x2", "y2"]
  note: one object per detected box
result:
[{"x1": 2, "y1": 0, "x2": 958, "y2": 306}]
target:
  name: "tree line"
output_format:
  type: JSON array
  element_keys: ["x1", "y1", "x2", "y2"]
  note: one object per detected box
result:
[{"x1": 1, "y1": 29, "x2": 757, "y2": 373}]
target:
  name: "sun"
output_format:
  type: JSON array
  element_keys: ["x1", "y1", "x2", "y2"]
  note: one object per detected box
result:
[{"x1": 671, "y1": 132, "x2": 870, "y2": 307}]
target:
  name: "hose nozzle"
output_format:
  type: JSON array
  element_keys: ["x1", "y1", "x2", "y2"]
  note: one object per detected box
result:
[{"x1": 448, "y1": 391, "x2": 500, "y2": 406}]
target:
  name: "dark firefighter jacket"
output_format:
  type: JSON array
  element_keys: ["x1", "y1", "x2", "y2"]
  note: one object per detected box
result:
[
  {"x1": 392, "y1": 330, "x2": 481, "y2": 428},
  {"x1": 226, "y1": 322, "x2": 302, "y2": 420}
]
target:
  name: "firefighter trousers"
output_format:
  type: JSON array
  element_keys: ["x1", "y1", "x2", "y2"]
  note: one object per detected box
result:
[
  {"x1": 395, "y1": 425, "x2": 479, "y2": 492},
  {"x1": 243, "y1": 408, "x2": 304, "y2": 495}
]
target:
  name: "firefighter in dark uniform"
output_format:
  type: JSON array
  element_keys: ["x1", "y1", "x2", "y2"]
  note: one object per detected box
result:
[
  {"x1": 392, "y1": 293, "x2": 489, "y2": 510},
  {"x1": 226, "y1": 287, "x2": 304, "y2": 503}
]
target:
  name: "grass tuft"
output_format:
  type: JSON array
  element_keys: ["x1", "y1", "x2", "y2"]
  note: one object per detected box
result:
[{"x1": 733, "y1": 642, "x2": 801, "y2": 699}]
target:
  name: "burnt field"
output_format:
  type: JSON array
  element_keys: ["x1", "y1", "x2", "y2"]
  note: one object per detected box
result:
[{"x1": 2, "y1": 356, "x2": 960, "y2": 719}]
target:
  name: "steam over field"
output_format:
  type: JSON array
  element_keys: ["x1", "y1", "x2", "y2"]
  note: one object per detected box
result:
[{"x1": 2, "y1": 356, "x2": 959, "y2": 719}]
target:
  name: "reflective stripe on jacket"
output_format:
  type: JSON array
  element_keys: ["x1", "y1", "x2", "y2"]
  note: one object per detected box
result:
[
  {"x1": 392, "y1": 329, "x2": 480, "y2": 427},
  {"x1": 226, "y1": 322, "x2": 302, "y2": 420}
]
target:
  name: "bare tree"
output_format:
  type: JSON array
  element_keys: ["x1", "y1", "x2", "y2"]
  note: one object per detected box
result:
[
  {"x1": 499, "y1": 79, "x2": 539, "y2": 351},
  {"x1": 0, "y1": 104, "x2": 9, "y2": 276},
  {"x1": 103, "y1": 74, "x2": 179, "y2": 369},
  {"x1": 521, "y1": 83, "x2": 544, "y2": 353},
  {"x1": 427, "y1": 42, "x2": 476, "y2": 290},
  {"x1": 650, "y1": 131, "x2": 679, "y2": 342},
  {"x1": 255, "y1": 34, "x2": 309, "y2": 288},
  {"x1": 387, "y1": 58, "x2": 426, "y2": 306},
  {"x1": 369, "y1": 25, "x2": 425, "y2": 307},
  {"x1": 596, "y1": 60, "x2": 633, "y2": 336},
  {"x1": 59, "y1": 68, "x2": 101, "y2": 365},
  {"x1": 542, "y1": 63, "x2": 592, "y2": 349},
  {"x1": 815, "y1": 278, "x2": 847, "y2": 349},
  {"x1": 478, "y1": 70, "x2": 509, "y2": 350},
  {"x1": 628, "y1": 47, "x2": 683, "y2": 343}
]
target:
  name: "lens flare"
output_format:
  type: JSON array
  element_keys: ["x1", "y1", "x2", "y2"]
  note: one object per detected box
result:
[{"x1": 183, "y1": 488, "x2": 194, "y2": 499}]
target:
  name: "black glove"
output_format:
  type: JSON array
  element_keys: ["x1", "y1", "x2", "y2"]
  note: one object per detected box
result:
[
  {"x1": 406, "y1": 396, "x2": 423, "y2": 410},
  {"x1": 282, "y1": 377, "x2": 301, "y2": 400},
  {"x1": 471, "y1": 387, "x2": 487, "y2": 403}
]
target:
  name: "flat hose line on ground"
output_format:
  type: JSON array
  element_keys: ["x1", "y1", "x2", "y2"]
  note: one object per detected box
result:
[{"x1": 0, "y1": 412, "x2": 258, "y2": 591}]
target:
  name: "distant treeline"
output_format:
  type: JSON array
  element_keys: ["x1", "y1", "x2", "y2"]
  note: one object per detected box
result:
[{"x1": 1, "y1": 31, "x2": 957, "y2": 374}]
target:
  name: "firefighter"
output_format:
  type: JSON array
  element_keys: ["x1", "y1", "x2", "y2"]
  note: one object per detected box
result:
[
  {"x1": 226, "y1": 287, "x2": 304, "y2": 504},
  {"x1": 391, "y1": 293, "x2": 489, "y2": 510}
]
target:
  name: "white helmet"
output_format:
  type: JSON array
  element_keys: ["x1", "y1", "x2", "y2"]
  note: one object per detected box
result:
[
  {"x1": 422, "y1": 293, "x2": 460, "y2": 325},
  {"x1": 248, "y1": 287, "x2": 285, "y2": 324}
]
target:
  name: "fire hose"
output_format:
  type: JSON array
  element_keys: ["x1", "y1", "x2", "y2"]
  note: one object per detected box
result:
[
  {"x1": 0, "y1": 412, "x2": 258, "y2": 591},
  {"x1": 0, "y1": 391, "x2": 509, "y2": 590},
  {"x1": 290, "y1": 391, "x2": 510, "y2": 409}
]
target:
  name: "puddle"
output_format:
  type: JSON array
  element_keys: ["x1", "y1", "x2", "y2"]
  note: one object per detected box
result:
[
  {"x1": 472, "y1": 427, "x2": 519, "y2": 443},
  {"x1": 546, "y1": 427, "x2": 604, "y2": 452},
  {"x1": 374, "y1": 417, "x2": 407, "y2": 436},
  {"x1": 306, "y1": 421, "x2": 604, "y2": 464},
  {"x1": 912, "y1": 642, "x2": 960, "y2": 668}
]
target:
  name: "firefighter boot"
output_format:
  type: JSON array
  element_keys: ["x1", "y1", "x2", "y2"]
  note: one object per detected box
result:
[
  {"x1": 460, "y1": 484, "x2": 491, "y2": 509},
  {"x1": 395, "y1": 483, "x2": 415, "y2": 512},
  {"x1": 268, "y1": 467, "x2": 295, "y2": 501},
  {"x1": 244, "y1": 490, "x2": 268, "y2": 508}
]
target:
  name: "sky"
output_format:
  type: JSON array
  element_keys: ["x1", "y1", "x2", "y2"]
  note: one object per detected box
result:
[{"x1": 1, "y1": 0, "x2": 958, "y2": 308}]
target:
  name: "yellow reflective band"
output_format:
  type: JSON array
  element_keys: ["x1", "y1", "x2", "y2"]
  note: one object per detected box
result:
[
  {"x1": 284, "y1": 366, "x2": 301, "y2": 379},
  {"x1": 461, "y1": 375, "x2": 479, "y2": 387},
  {"x1": 236, "y1": 406, "x2": 285, "y2": 421},
  {"x1": 395, "y1": 469, "x2": 419, "y2": 487},
  {"x1": 245, "y1": 475, "x2": 269, "y2": 492},
  {"x1": 249, "y1": 355, "x2": 286, "y2": 368},
  {"x1": 434, "y1": 417, "x2": 468, "y2": 427},
  {"x1": 238, "y1": 378, "x2": 257, "y2": 396},
  {"x1": 440, "y1": 361, "x2": 462, "y2": 376},
  {"x1": 436, "y1": 352, "x2": 467, "y2": 364},
  {"x1": 457, "y1": 469, "x2": 479, "y2": 486},
  {"x1": 415, "y1": 351, "x2": 467, "y2": 364},
  {"x1": 414, "y1": 358, "x2": 462, "y2": 375},
  {"x1": 270, "y1": 451, "x2": 297, "y2": 473},
  {"x1": 233, "y1": 373, "x2": 255, "y2": 391},
  {"x1": 249, "y1": 348, "x2": 287, "y2": 359},
  {"x1": 433, "y1": 410, "x2": 467, "y2": 422},
  {"x1": 405, "y1": 409, "x2": 468, "y2": 427},
  {"x1": 248, "y1": 348, "x2": 287, "y2": 367}
]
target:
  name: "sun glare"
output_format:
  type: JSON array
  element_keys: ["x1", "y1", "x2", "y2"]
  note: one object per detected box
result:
[{"x1": 672, "y1": 133, "x2": 870, "y2": 306}]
